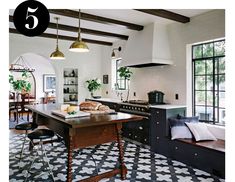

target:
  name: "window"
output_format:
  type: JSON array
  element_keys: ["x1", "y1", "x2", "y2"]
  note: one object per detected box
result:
[
  {"x1": 192, "y1": 39, "x2": 225, "y2": 125},
  {"x1": 112, "y1": 59, "x2": 127, "y2": 90}
]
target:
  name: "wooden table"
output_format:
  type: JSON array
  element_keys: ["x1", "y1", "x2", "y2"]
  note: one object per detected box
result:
[{"x1": 26, "y1": 104, "x2": 143, "y2": 182}]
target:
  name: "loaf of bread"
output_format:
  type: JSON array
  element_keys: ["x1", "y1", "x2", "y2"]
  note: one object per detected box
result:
[
  {"x1": 79, "y1": 101, "x2": 102, "y2": 111},
  {"x1": 98, "y1": 105, "x2": 110, "y2": 111}
]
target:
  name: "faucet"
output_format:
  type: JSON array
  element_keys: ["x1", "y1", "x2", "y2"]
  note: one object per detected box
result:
[{"x1": 117, "y1": 92, "x2": 123, "y2": 101}]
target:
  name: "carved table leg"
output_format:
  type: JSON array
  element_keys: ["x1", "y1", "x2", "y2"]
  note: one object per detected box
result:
[
  {"x1": 116, "y1": 123, "x2": 127, "y2": 180},
  {"x1": 67, "y1": 136, "x2": 73, "y2": 182}
]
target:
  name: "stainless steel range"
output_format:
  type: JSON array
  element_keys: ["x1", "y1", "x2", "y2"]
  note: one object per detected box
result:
[{"x1": 118, "y1": 100, "x2": 150, "y2": 117}]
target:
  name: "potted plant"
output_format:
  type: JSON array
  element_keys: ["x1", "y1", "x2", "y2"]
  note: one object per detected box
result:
[
  {"x1": 9, "y1": 71, "x2": 31, "y2": 94},
  {"x1": 117, "y1": 67, "x2": 133, "y2": 101},
  {"x1": 86, "y1": 78, "x2": 101, "y2": 98}
]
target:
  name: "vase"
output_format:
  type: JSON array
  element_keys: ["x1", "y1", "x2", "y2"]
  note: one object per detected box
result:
[{"x1": 91, "y1": 92, "x2": 94, "y2": 98}]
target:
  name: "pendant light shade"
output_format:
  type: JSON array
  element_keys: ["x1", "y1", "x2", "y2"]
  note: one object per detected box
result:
[
  {"x1": 69, "y1": 9, "x2": 89, "y2": 52},
  {"x1": 50, "y1": 17, "x2": 65, "y2": 60}
]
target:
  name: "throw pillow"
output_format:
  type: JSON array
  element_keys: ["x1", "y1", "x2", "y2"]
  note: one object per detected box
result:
[
  {"x1": 168, "y1": 118, "x2": 193, "y2": 140},
  {"x1": 185, "y1": 122, "x2": 217, "y2": 141}
]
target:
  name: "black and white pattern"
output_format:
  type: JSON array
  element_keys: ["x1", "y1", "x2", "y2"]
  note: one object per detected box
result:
[{"x1": 9, "y1": 134, "x2": 224, "y2": 182}]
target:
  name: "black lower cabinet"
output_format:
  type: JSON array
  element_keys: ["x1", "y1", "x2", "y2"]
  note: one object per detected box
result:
[{"x1": 122, "y1": 117, "x2": 150, "y2": 145}]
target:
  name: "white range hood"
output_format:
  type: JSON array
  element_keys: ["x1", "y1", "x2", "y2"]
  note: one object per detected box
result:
[{"x1": 121, "y1": 23, "x2": 173, "y2": 67}]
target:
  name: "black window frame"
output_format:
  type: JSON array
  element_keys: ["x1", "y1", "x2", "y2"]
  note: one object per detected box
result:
[
  {"x1": 115, "y1": 59, "x2": 127, "y2": 90},
  {"x1": 192, "y1": 39, "x2": 225, "y2": 125}
]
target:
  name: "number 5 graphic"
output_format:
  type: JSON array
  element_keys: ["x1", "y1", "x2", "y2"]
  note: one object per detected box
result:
[{"x1": 25, "y1": 7, "x2": 38, "y2": 29}]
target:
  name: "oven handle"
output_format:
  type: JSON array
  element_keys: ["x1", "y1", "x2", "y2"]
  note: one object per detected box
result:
[{"x1": 119, "y1": 108, "x2": 150, "y2": 118}]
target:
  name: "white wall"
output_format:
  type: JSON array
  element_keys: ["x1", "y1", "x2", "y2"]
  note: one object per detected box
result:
[
  {"x1": 9, "y1": 34, "x2": 105, "y2": 103},
  {"x1": 101, "y1": 10, "x2": 225, "y2": 115}
]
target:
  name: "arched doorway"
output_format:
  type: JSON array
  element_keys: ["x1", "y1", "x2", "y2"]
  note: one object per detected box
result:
[{"x1": 10, "y1": 53, "x2": 56, "y2": 101}]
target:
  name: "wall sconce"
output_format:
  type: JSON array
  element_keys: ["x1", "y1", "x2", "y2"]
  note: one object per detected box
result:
[{"x1": 111, "y1": 46, "x2": 121, "y2": 58}]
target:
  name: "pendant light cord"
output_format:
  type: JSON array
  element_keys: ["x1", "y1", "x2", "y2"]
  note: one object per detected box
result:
[
  {"x1": 78, "y1": 9, "x2": 81, "y2": 41},
  {"x1": 55, "y1": 17, "x2": 59, "y2": 50}
]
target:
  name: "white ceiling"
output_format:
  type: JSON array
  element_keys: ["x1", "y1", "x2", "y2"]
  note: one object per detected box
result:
[{"x1": 9, "y1": 9, "x2": 213, "y2": 44}]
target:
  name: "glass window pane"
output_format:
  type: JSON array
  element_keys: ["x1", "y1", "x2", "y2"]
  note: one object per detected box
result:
[
  {"x1": 195, "y1": 76, "x2": 206, "y2": 90},
  {"x1": 214, "y1": 40, "x2": 225, "y2": 56},
  {"x1": 203, "y1": 43, "x2": 213, "y2": 57},
  {"x1": 194, "y1": 60, "x2": 205, "y2": 75},
  {"x1": 218, "y1": 57, "x2": 225, "y2": 74},
  {"x1": 193, "y1": 45, "x2": 202, "y2": 58},
  {"x1": 206, "y1": 75, "x2": 213, "y2": 90},
  {"x1": 195, "y1": 106, "x2": 205, "y2": 118},
  {"x1": 206, "y1": 91, "x2": 213, "y2": 106},
  {"x1": 206, "y1": 59, "x2": 213, "y2": 74},
  {"x1": 218, "y1": 108, "x2": 226, "y2": 125},
  {"x1": 206, "y1": 106, "x2": 213, "y2": 121},
  {"x1": 219, "y1": 92, "x2": 225, "y2": 108},
  {"x1": 215, "y1": 75, "x2": 225, "y2": 91},
  {"x1": 195, "y1": 91, "x2": 205, "y2": 105}
]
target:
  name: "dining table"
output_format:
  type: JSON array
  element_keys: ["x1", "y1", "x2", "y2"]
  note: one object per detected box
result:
[{"x1": 25, "y1": 103, "x2": 143, "y2": 182}]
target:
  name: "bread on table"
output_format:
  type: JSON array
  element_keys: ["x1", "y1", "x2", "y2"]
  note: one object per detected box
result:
[{"x1": 79, "y1": 101, "x2": 102, "y2": 111}]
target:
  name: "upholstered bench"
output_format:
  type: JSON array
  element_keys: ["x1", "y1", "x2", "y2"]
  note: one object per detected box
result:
[{"x1": 171, "y1": 124, "x2": 225, "y2": 178}]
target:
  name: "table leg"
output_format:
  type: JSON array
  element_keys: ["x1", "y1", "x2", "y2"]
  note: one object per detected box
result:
[
  {"x1": 67, "y1": 136, "x2": 73, "y2": 182},
  {"x1": 116, "y1": 124, "x2": 127, "y2": 180}
]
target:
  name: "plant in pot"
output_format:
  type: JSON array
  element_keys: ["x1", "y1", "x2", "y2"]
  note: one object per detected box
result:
[
  {"x1": 117, "y1": 67, "x2": 133, "y2": 101},
  {"x1": 86, "y1": 78, "x2": 101, "y2": 98},
  {"x1": 9, "y1": 71, "x2": 31, "y2": 95}
]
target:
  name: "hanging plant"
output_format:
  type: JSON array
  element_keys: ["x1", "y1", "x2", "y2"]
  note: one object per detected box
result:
[{"x1": 9, "y1": 71, "x2": 31, "y2": 93}]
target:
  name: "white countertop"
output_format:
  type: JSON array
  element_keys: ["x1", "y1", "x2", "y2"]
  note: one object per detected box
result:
[
  {"x1": 149, "y1": 104, "x2": 186, "y2": 109},
  {"x1": 87, "y1": 98, "x2": 186, "y2": 109}
]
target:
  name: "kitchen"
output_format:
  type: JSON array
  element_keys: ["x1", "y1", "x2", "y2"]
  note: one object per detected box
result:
[{"x1": 8, "y1": 8, "x2": 226, "y2": 182}]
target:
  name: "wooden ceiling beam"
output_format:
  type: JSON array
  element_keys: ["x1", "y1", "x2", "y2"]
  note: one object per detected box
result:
[
  {"x1": 49, "y1": 9, "x2": 144, "y2": 31},
  {"x1": 9, "y1": 28, "x2": 113, "y2": 46},
  {"x1": 9, "y1": 15, "x2": 128, "y2": 40},
  {"x1": 135, "y1": 9, "x2": 190, "y2": 23}
]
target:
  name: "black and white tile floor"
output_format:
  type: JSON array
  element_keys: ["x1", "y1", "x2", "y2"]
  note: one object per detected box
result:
[{"x1": 9, "y1": 134, "x2": 225, "y2": 182}]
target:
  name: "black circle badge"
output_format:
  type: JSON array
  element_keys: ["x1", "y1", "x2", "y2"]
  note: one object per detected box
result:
[{"x1": 13, "y1": 0, "x2": 50, "y2": 37}]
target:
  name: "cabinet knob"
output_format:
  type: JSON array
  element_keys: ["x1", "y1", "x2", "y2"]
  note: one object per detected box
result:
[
  {"x1": 156, "y1": 121, "x2": 159, "y2": 124},
  {"x1": 139, "y1": 126, "x2": 143, "y2": 130},
  {"x1": 194, "y1": 153, "x2": 198, "y2": 156},
  {"x1": 144, "y1": 139, "x2": 147, "y2": 141},
  {"x1": 134, "y1": 136, "x2": 137, "y2": 138},
  {"x1": 156, "y1": 111, "x2": 159, "y2": 114},
  {"x1": 129, "y1": 133, "x2": 131, "y2": 136},
  {"x1": 156, "y1": 137, "x2": 160, "y2": 140},
  {"x1": 175, "y1": 146, "x2": 178, "y2": 150}
]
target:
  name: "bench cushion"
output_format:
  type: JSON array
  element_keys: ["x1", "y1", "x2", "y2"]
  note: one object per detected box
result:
[{"x1": 177, "y1": 138, "x2": 225, "y2": 153}]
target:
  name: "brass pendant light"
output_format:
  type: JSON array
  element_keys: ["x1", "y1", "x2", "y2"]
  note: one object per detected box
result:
[
  {"x1": 69, "y1": 9, "x2": 89, "y2": 52},
  {"x1": 50, "y1": 17, "x2": 65, "y2": 60}
]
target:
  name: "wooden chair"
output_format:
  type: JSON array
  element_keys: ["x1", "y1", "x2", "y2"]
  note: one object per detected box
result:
[
  {"x1": 9, "y1": 92, "x2": 16, "y2": 121},
  {"x1": 14, "y1": 93, "x2": 31, "y2": 123}
]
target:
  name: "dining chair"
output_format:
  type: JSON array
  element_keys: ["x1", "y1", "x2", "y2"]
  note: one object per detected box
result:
[
  {"x1": 16, "y1": 93, "x2": 31, "y2": 122},
  {"x1": 9, "y1": 91, "x2": 16, "y2": 121}
]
